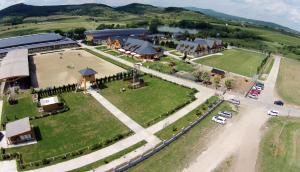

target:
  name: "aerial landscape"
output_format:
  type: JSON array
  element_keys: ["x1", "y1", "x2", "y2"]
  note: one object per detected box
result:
[{"x1": 0, "y1": 0, "x2": 300, "y2": 172}]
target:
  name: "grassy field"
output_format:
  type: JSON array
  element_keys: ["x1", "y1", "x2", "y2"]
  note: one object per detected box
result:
[
  {"x1": 128, "y1": 101, "x2": 233, "y2": 172},
  {"x1": 72, "y1": 140, "x2": 147, "y2": 172},
  {"x1": 2, "y1": 91, "x2": 39, "y2": 124},
  {"x1": 144, "y1": 56, "x2": 195, "y2": 74},
  {"x1": 276, "y1": 58, "x2": 300, "y2": 106},
  {"x1": 258, "y1": 117, "x2": 300, "y2": 172},
  {"x1": 6, "y1": 92, "x2": 130, "y2": 163},
  {"x1": 195, "y1": 49, "x2": 266, "y2": 77},
  {"x1": 101, "y1": 75, "x2": 195, "y2": 127}
]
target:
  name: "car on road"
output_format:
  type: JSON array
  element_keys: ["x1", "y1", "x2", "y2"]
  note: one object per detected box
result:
[
  {"x1": 274, "y1": 100, "x2": 284, "y2": 106},
  {"x1": 212, "y1": 116, "x2": 226, "y2": 125},
  {"x1": 252, "y1": 86, "x2": 262, "y2": 91},
  {"x1": 218, "y1": 111, "x2": 232, "y2": 118},
  {"x1": 268, "y1": 110, "x2": 279, "y2": 116},
  {"x1": 250, "y1": 89, "x2": 260, "y2": 95},
  {"x1": 229, "y1": 98, "x2": 240, "y2": 105},
  {"x1": 248, "y1": 94, "x2": 258, "y2": 99},
  {"x1": 256, "y1": 82, "x2": 264, "y2": 90}
]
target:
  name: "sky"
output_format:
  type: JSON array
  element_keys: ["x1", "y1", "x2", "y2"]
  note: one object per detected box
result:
[{"x1": 1, "y1": 0, "x2": 300, "y2": 31}]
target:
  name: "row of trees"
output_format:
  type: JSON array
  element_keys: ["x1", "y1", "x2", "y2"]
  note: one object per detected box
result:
[{"x1": 54, "y1": 27, "x2": 86, "y2": 40}]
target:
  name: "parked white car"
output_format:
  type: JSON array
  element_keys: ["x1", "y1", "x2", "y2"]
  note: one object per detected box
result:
[
  {"x1": 268, "y1": 110, "x2": 279, "y2": 116},
  {"x1": 212, "y1": 116, "x2": 226, "y2": 125},
  {"x1": 248, "y1": 94, "x2": 258, "y2": 99},
  {"x1": 218, "y1": 111, "x2": 232, "y2": 118},
  {"x1": 228, "y1": 98, "x2": 240, "y2": 105},
  {"x1": 252, "y1": 86, "x2": 262, "y2": 91}
]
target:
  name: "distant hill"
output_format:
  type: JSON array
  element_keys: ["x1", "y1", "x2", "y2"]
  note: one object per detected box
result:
[
  {"x1": 186, "y1": 7, "x2": 300, "y2": 35},
  {"x1": 0, "y1": 3, "x2": 117, "y2": 17}
]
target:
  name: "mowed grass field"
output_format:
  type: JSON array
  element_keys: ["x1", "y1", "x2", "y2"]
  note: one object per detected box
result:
[
  {"x1": 195, "y1": 49, "x2": 266, "y2": 77},
  {"x1": 258, "y1": 117, "x2": 300, "y2": 172},
  {"x1": 6, "y1": 92, "x2": 129, "y2": 163},
  {"x1": 101, "y1": 75, "x2": 195, "y2": 127},
  {"x1": 276, "y1": 58, "x2": 300, "y2": 106}
]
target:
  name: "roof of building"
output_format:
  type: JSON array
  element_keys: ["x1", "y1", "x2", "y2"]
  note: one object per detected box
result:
[
  {"x1": 85, "y1": 28, "x2": 148, "y2": 40},
  {"x1": 40, "y1": 96, "x2": 60, "y2": 106},
  {"x1": 0, "y1": 35, "x2": 77, "y2": 55},
  {"x1": 211, "y1": 68, "x2": 226, "y2": 75},
  {"x1": 79, "y1": 68, "x2": 97, "y2": 76},
  {"x1": 0, "y1": 33, "x2": 64, "y2": 50},
  {"x1": 0, "y1": 49, "x2": 29, "y2": 81},
  {"x1": 6, "y1": 117, "x2": 31, "y2": 138},
  {"x1": 123, "y1": 38, "x2": 159, "y2": 55}
]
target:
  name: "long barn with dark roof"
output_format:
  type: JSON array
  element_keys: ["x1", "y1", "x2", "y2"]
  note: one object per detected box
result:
[
  {"x1": 0, "y1": 33, "x2": 78, "y2": 57},
  {"x1": 85, "y1": 28, "x2": 148, "y2": 44}
]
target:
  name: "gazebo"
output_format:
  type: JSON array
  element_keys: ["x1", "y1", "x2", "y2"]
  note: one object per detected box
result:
[{"x1": 78, "y1": 68, "x2": 97, "y2": 91}]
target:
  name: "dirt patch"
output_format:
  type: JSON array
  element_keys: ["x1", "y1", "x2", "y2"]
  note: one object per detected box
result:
[{"x1": 30, "y1": 49, "x2": 126, "y2": 88}]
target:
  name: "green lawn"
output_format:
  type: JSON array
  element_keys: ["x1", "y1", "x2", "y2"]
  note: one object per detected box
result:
[
  {"x1": 129, "y1": 101, "x2": 234, "y2": 172},
  {"x1": 6, "y1": 92, "x2": 130, "y2": 163},
  {"x1": 72, "y1": 140, "x2": 147, "y2": 172},
  {"x1": 105, "y1": 50, "x2": 122, "y2": 56},
  {"x1": 2, "y1": 91, "x2": 39, "y2": 124},
  {"x1": 144, "y1": 56, "x2": 195, "y2": 74},
  {"x1": 195, "y1": 49, "x2": 266, "y2": 77},
  {"x1": 101, "y1": 75, "x2": 195, "y2": 127},
  {"x1": 258, "y1": 117, "x2": 300, "y2": 172},
  {"x1": 276, "y1": 58, "x2": 300, "y2": 106},
  {"x1": 119, "y1": 55, "x2": 140, "y2": 63}
]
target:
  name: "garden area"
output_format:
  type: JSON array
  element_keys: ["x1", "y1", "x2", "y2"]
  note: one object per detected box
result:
[
  {"x1": 3, "y1": 92, "x2": 131, "y2": 169},
  {"x1": 257, "y1": 117, "x2": 300, "y2": 172},
  {"x1": 143, "y1": 56, "x2": 195, "y2": 74},
  {"x1": 100, "y1": 75, "x2": 196, "y2": 127},
  {"x1": 2, "y1": 91, "x2": 39, "y2": 125},
  {"x1": 195, "y1": 49, "x2": 267, "y2": 77},
  {"x1": 128, "y1": 101, "x2": 235, "y2": 172}
]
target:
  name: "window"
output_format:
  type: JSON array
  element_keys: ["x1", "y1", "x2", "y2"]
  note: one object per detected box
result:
[{"x1": 20, "y1": 134, "x2": 32, "y2": 141}]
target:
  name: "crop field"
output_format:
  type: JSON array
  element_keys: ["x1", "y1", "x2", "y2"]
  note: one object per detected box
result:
[
  {"x1": 5, "y1": 92, "x2": 130, "y2": 163},
  {"x1": 195, "y1": 49, "x2": 266, "y2": 77},
  {"x1": 30, "y1": 49, "x2": 126, "y2": 88},
  {"x1": 276, "y1": 58, "x2": 300, "y2": 106},
  {"x1": 258, "y1": 117, "x2": 300, "y2": 172}
]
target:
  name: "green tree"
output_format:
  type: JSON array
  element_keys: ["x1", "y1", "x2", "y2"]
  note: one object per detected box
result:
[
  {"x1": 225, "y1": 79, "x2": 234, "y2": 90},
  {"x1": 202, "y1": 72, "x2": 211, "y2": 85},
  {"x1": 213, "y1": 75, "x2": 221, "y2": 89},
  {"x1": 193, "y1": 69, "x2": 204, "y2": 81}
]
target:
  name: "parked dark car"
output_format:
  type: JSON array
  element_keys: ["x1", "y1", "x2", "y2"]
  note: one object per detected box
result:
[
  {"x1": 274, "y1": 100, "x2": 284, "y2": 106},
  {"x1": 256, "y1": 82, "x2": 264, "y2": 90}
]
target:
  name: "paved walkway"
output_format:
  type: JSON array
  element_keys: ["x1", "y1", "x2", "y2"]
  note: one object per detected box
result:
[
  {"x1": 0, "y1": 160, "x2": 17, "y2": 172},
  {"x1": 190, "y1": 53, "x2": 223, "y2": 61},
  {"x1": 164, "y1": 50, "x2": 182, "y2": 60},
  {"x1": 146, "y1": 92, "x2": 213, "y2": 134},
  {"x1": 29, "y1": 134, "x2": 157, "y2": 172},
  {"x1": 88, "y1": 89, "x2": 160, "y2": 143}
]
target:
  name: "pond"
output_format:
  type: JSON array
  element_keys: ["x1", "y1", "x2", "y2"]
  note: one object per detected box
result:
[{"x1": 157, "y1": 25, "x2": 199, "y2": 34}]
